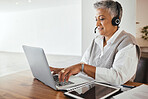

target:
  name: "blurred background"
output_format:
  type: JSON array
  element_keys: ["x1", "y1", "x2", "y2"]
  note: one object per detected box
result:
[{"x1": 0, "y1": 0, "x2": 147, "y2": 83}]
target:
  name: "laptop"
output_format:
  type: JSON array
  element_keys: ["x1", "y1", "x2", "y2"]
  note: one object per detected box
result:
[{"x1": 23, "y1": 45, "x2": 92, "y2": 91}]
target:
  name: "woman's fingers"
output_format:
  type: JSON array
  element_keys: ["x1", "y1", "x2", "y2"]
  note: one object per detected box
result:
[
  {"x1": 58, "y1": 64, "x2": 81, "y2": 82},
  {"x1": 58, "y1": 70, "x2": 62, "y2": 82},
  {"x1": 58, "y1": 68, "x2": 69, "y2": 82},
  {"x1": 49, "y1": 66, "x2": 63, "y2": 74},
  {"x1": 61, "y1": 69, "x2": 70, "y2": 82},
  {"x1": 66, "y1": 72, "x2": 73, "y2": 82},
  {"x1": 49, "y1": 67, "x2": 53, "y2": 71}
]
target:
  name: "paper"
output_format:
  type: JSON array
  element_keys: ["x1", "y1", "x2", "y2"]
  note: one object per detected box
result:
[{"x1": 114, "y1": 84, "x2": 148, "y2": 99}]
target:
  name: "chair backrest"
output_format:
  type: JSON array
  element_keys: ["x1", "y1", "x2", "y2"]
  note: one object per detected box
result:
[{"x1": 134, "y1": 56, "x2": 148, "y2": 84}]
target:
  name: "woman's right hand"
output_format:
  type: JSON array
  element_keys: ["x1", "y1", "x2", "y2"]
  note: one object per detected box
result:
[{"x1": 49, "y1": 66, "x2": 64, "y2": 75}]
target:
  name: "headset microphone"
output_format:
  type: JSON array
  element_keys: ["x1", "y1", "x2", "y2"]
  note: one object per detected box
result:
[{"x1": 94, "y1": 27, "x2": 97, "y2": 33}]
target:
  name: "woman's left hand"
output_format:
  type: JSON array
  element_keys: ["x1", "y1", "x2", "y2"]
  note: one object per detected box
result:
[{"x1": 58, "y1": 64, "x2": 81, "y2": 82}]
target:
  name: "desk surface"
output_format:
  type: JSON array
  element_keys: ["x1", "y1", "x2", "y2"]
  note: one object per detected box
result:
[{"x1": 0, "y1": 70, "x2": 146, "y2": 99}]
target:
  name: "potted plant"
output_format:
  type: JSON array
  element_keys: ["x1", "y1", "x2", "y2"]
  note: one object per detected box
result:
[{"x1": 141, "y1": 25, "x2": 148, "y2": 40}]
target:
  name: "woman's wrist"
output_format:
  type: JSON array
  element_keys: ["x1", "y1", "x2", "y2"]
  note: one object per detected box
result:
[
  {"x1": 79, "y1": 63, "x2": 85, "y2": 72},
  {"x1": 79, "y1": 63, "x2": 96, "y2": 79}
]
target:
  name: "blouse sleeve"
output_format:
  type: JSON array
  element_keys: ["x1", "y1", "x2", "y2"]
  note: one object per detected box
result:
[
  {"x1": 80, "y1": 39, "x2": 95, "y2": 64},
  {"x1": 95, "y1": 44, "x2": 138, "y2": 85}
]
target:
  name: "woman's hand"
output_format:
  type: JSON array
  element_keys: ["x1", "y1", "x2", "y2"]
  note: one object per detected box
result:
[
  {"x1": 50, "y1": 66, "x2": 64, "y2": 75},
  {"x1": 58, "y1": 64, "x2": 81, "y2": 82},
  {"x1": 50, "y1": 63, "x2": 96, "y2": 82}
]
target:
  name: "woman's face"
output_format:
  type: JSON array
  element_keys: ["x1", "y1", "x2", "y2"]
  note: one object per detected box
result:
[{"x1": 95, "y1": 8, "x2": 117, "y2": 37}]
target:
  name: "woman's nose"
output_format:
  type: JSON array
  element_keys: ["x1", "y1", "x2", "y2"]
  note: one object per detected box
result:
[{"x1": 96, "y1": 20, "x2": 101, "y2": 27}]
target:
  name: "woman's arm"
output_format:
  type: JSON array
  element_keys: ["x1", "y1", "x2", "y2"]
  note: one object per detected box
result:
[
  {"x1": 58, "y1": 63, "x2": 96, "y2": 82},
  {"x1": 83, "y1": 64, "x2": 96, "y2": 79}
]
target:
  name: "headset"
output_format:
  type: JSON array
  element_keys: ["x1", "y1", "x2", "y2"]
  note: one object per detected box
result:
[{"x1": 94, "y1": 1, "x2": 121, "y2": 33}]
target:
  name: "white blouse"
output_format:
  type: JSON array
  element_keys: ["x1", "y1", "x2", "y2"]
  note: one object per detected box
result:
[{"x1": 81, "y1": 29, "x2": 139, "y2": 85}]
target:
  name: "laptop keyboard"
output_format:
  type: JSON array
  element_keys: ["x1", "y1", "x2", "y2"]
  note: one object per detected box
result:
[{"x1": 53, "y1": 75, "x2": 74, "y2": 86}]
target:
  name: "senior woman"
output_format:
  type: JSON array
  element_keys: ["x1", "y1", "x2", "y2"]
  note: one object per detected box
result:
[{"x1": 50, "y1": 0, "x2": 140, "y2": 85}]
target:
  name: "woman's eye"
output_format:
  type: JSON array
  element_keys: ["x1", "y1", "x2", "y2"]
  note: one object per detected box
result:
[
  {"x1": 100, "y1": 18, "x2": 105, "y2": 21},
  {"x1": 95, "y1": 18, "x2": 105, "y2": 21}
]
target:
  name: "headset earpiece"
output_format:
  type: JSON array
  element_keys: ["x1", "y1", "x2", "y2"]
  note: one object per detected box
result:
[
  {"x1": 112, "y1": 17, "x2": 120, "y2": 26},
  {"x1": 111, "y1": 2, "x2": 121, "y2": 26}
]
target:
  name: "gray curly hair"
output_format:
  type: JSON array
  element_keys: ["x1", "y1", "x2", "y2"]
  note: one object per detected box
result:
[{"x1": 94, "y1": 0, "x2": 123, "y2": 19}]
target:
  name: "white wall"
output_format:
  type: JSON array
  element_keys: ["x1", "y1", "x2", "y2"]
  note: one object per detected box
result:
[
  {"x1": 0, "y1": 4, "x2": 82, "y2": 56},
  {"x1": 117, "y1": 0, "x2": 136, "y2": 36},
  {"x1": 0, "y1": 0, "x2": 138, "y2": 56},
  {"x1": 136, "y1": 0, "x2": 148, "y2": 47},
  {"x1": 82, "y1": 0, "x2": 136, "y2": 54},
  {"x1": 82, "y1": 0, "x2": 96, "y2": 54}
]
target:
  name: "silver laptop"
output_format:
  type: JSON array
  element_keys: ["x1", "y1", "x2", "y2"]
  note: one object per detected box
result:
[{"x1": 23, "y1": 45, "x2": 91, "y2": 91}]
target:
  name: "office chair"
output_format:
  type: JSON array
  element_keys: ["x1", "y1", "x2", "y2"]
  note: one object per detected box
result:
[{"x1": 134, "y1": 56, "x2": 148, "y2": 84}]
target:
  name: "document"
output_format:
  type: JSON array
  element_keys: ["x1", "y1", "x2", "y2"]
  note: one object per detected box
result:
[{"x1": 114, "y1": 84, "x2": 148, "y2": 99}]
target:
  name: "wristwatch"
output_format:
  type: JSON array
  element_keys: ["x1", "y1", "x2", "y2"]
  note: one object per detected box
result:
[{"x1": 81, "y1": 63, "x2": 84, "y2": 72}]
